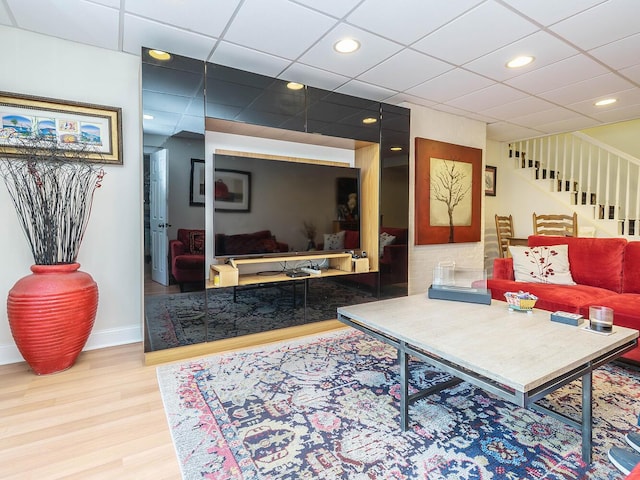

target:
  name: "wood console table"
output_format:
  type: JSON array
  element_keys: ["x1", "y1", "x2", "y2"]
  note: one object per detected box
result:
[{"x1": 208, "y1": 252, "x2": 371, "y2": 321}]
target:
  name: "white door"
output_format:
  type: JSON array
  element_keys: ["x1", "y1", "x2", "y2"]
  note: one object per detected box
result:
[{"x1": 150, "y1": 149, "x2": 169, "y2": 285}]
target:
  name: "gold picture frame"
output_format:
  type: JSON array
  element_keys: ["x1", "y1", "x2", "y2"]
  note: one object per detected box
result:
[{"x1": 0, "y1": 91, "x2": 122, "y2": 164}]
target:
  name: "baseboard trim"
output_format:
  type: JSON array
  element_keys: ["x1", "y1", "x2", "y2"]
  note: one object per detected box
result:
[{"x1": 0, "y1": 325, "x2": 143, "y2": 366}]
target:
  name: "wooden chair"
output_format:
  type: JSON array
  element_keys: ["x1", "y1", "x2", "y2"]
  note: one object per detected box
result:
[
  {"x1": 495, "y1": 214, "x2": 514, "y2": 258},
  {"x1": 532, "y1": 212, "x2": 578, "y2": 237}
]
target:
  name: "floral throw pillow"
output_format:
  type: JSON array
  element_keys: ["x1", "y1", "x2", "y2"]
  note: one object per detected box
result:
[
  {"x1": 188, "y1": 231, "x2": 205, "y2": 255},
  {"x1": 509, "y1": 244, "x2": 576, "y2": 285},
  {"x1": 323, "y1": 230, "x2": 346, "y2": 250}
]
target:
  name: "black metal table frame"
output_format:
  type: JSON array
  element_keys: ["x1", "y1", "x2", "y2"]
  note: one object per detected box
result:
[{"x1": 338, "y1": 313, "x2": 637, "y2": 464}]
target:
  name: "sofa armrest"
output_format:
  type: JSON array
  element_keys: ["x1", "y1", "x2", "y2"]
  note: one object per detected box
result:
[
  {"x1": 493, "y1": 258, "x2": 514, "y2": 280},
  {"x1": 169, "y1": 239, "x2": 186, "y2": 259},
  {"x1": 276, "y1": 241, "x2": 288, "y2": 252}
]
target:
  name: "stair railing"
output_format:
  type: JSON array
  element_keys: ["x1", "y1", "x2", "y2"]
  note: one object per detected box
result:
[{"x1": 509, "y1": 132, "x2": 640, "y2": 237}]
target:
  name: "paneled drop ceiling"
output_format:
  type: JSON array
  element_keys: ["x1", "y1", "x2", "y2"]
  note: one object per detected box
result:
[{"x1": 3, "y1": 0, "x2": 639, "y2": 142}]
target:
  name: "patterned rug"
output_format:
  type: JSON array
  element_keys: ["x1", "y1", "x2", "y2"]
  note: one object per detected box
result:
[
  {"x1": 157, "y1": 329, "x2": 640, "y2": 479},
  {"x1": 145, "y1": 279, "x2": 376, "y2": 350}
]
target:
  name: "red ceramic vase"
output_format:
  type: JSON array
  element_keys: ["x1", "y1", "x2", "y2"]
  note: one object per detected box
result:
[{"x1": 7, "y1": 263, "x2": 98, "y2": 375}]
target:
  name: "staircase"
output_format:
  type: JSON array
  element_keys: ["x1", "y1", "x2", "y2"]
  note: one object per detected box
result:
[{"x1": 508, "y1": 132, "x2": 640, "y2": 238}]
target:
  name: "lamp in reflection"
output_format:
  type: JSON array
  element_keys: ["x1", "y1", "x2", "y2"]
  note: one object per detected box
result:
[{"x1": 149, "y1": 49, "x2": 171, "y2": 61}]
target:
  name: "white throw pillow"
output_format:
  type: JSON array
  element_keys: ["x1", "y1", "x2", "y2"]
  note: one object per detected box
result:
[
  {"x1": 323, "y1": 230, "x2": 345, "y2": 250},
  {"x1": 379, "y1": 232, "x2": 396, "y2": 257},
  {"x1": 509, "y1": 244, "x2": 576, "y2": 285}
]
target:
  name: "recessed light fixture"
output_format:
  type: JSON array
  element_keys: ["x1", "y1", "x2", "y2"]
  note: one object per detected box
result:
[
  {"x1": 362, "y1": 117, "x2": 377, "y2": 124},
  {"x1": 143, "y1": 114, "x2": 154, "y2": 120},
  {"x1": 286, "y1": 82, "x2": 304, "y2": 91},
  {"x1": 334, "y1": 38, "x2": 360, "y2": 54},
  {"x1": 390, "y1": 146, "x2": 402, "y2": 152},
  {"x1": 595, "y1": 98, "x2": 617, "y2": 107},
  {"x1": 149, "y1": 49, "x2": 171, "y2": 61},
  {"x1": 506, "y1": 55, "x2": 534, "y2": 69}
]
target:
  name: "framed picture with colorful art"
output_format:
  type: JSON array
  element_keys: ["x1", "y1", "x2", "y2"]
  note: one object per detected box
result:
[{"x1": 0, "y1": 91, "x2": 122, "y2": 164}]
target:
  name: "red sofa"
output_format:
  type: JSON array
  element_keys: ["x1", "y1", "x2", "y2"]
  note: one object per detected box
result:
[
  {"x1": 489, "y1": 235, "x2": 640, "y2": 362},
  {"x1": 214, "y1": 230, "x2": 288, "y2": 257},
  {"x1": 170, "y1": 229, "x2": 205, "y2": 291}
]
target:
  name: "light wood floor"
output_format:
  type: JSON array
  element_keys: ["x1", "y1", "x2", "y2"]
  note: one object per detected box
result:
[{"x1": 0, "y1": 322, "x2": 346, "y2": 479}]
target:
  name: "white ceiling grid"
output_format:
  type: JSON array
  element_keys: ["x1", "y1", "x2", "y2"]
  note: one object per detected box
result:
[{"x1": 2, "y1": 0, "x2": 639, "y2": 142}]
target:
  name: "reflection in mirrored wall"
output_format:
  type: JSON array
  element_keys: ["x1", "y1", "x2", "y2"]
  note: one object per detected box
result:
[
  {"x1": 142, "y1": 48, "x2": 410, "y2": 356},
  {"x1": 142, "y1": 49, "x2": 206, "y2": 352}
]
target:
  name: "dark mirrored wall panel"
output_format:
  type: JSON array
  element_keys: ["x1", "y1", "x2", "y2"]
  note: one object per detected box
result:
[
  {"x1": 205, "y1": 63, "x2": 306, "y2": 132},
  {"x1": 379, "y1": 103, "x2": 410, "y2": 298},
  {"x1": 142, "y1": 48, "x2": 207, "y2": 353},
  {"x1": 306, "y1": 87, "x2": 381, "y2": 142}
]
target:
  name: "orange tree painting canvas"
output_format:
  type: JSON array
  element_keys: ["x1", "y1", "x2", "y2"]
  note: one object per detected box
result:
[{"x1": 415, "y1": 137, "x2": 482, "y2": 244}]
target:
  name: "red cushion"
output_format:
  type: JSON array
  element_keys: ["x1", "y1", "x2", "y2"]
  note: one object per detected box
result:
[
  {"x1": 623, "y1": 242, "x2": 640, "y2": 294},
  {"x1": 486, "y1": 279, "x2": 616, "y2": 313},
  {"x1": 528, "y1": 235, "x2": 627, "y2": 292},
  {"x1": 344, "y1": 230, "x2": 360, "y2": 250}
]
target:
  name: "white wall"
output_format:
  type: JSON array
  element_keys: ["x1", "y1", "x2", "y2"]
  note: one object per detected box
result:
[
  {"x1": 0, "y1": 27, "x2": 142, "y2": 364},
  {"x1": 405, "y1": 104, "x2": 487, "y2": 295}
]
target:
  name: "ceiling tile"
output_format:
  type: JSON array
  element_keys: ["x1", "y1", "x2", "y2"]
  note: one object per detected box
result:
[
  {"x1": 502, "y1": 0, "x2": 607, "y2": 26},
  {"x1": 506, "y1": 55, "x2": 609, "y2": 94},
  {"x1": 298, "y1": 23, "x2": 403, "y2": 78},
  {"x1": 0, "y1": 3, "x2": 11, "y2": 25},
  {"x1": 412, "y1": 1, "x2": 538, "y2": 65},
  {"x1": 568, "y1": 87, "x2": 640, "y2": 116},
  {"x1": 620, "y1": 64, "x2": 640, "y2": 84},
  {"x1": 446, "y1": 83, "x2": 527, "y2": 112},
  {"x1": 6, "y1": 0, "x2": 119, "y2": 50},
  {"x1": 405, "y1": 69, "x2": 494, "y2": 103},
  {"x1": 125, "y1": 0, "x2": 240, "y2": 37},
  {"x1": 346, "y1": 0, "x2": 483, "y2": 46},
  {"x1": 480, "y1": 96, "x2": 557, "y2": 121},
  {"x1": 90, "y1": 0, "x2": 120, "y2": 7},
  {"x1": 589, "y1": 33, "x2": 640, "y2": 70},
  {"x1": 550, "y1": 0, "x2": 640, "y2": 50},
  {"x1": 533, "y1": 116, "x2": 601, "y2": 134},
  {"x1": 385, "y1": 93, "x2": 436, "y2": 109},
  {"x1": 123, "y1": 15, "x2": 217, "y2": 60},
  {"x1": 278, "y1": 63, "x2": 350, "y2": 91},
  {"x1": 463, "y1": 31, "x2": 579, "y2": 81},
  {"x1": 357, "y1": 49, "x2": 453, "y2": 91},
  {"x1": 509, "y1": 106, "x2": 579, "y2": 128},
  {"x1": 486, "y1": 122, "x2": 545, "y2": 142},
  {"x1": 293, "y1": 0, "x2": 361, "y2": 18},
  {"x1": 209, "y1": 42, "x2": 292, "y2": 78},
  {"x1": 539, "y1": 73, "x2": 634, "y2": 105},
  {"x1": 223, "y1": 0, "x2": 336, "y2": 59},
  {"x1": 335, "y1": 79, "x2": 395, "y2": 101},
  {"x1": 589, "y1": 103, "x2": 640, "y2": 124}
]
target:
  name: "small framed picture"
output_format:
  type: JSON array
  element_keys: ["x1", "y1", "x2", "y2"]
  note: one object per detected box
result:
[
  {"x1": 189, "y1": 159, "x2": 205, "y2": 206},
  {"x1": 485, "y1": 165, "x2": 497, "y2": 196},
  {"x1": 214, "y1": 168, "x2": 251, "y2": 212}
]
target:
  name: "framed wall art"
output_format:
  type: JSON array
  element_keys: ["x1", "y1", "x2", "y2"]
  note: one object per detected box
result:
[
  {"x1": 415, "y1": 137, "x2": 482, "y2": 245},
  {"x1": 485, "y1": 165, "x2": 497, "y2": 196},
  {"x1": 214, "y1": 169, "x2": 251, "y2": 212},
  {"x1": 0, "y1": 91, "x2": 123, "y2": 164},
  {"x1": 190, "y1": 159, "x2": 205, "y2": 206}
]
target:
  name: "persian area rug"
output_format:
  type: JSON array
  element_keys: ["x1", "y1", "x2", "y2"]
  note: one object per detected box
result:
[
  {"x1": 156, "y1": 328, "x2": 640, "y2": 480},
  {"x1": 145, "y1": 279, "x2": 375, "y2": 351}
]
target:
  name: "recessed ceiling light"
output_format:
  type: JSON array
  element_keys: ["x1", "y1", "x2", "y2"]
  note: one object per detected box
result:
[
  {"x1": 362, "y1": 117, "x2": 377, "y2": 124},
  {"x1": 506, "y1": 55, "x2": 534, "y2": 69},
  {"x1": 286, "y1": 82, "x2": 304, "y2": 91},
  {"x1": 149, "y1": 49, "x2": 171, "y2": 61},
  {"x1": 390, "y1": 146, "x2": 402, "y2": 152},
  {"x1": 334, "y1": 38, "x2": 360, "y2": 54},
  {"x1": 595, "y1": 98, "x2": 617, "y2": 106},
  {"x1": 143, "y1": 114, "x2": 154, "y2": 120}
]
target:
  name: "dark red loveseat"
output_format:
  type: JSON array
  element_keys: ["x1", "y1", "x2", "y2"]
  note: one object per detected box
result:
[
  {"x1": 170, "y1": 229, "x2": 205, "y2": 291},
  {"x1": 489, "y1": 235, "x2": 640, "y2": 362},
  {"x1": 215, "y1": 230, "x2": 288, "y2": 257}
]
